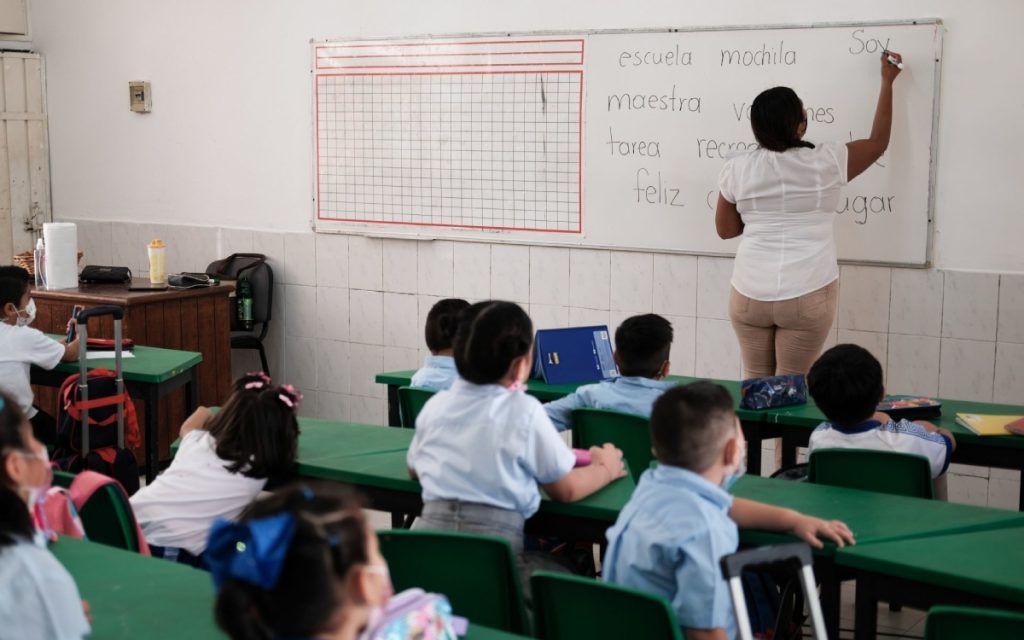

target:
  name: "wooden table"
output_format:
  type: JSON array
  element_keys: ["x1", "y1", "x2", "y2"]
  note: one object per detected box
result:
[{"x1": 30, "y1": 279, "x2": 233, "y2": 470}]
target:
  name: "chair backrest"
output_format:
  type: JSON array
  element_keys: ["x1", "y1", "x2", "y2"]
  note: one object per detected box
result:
[
  {"x1": 571, "y1": 408, "x2": 652, "y2": 482},
  {"x1": 808, "y1": 448, "x2": 934, "y2": 499},
  {"x1": 530, "y1": 571, "x2": 683, "y2": 640},
  {"x1": 376, "y1": 530, "x2": 528, "y2": 634},
  {"x1": 397, "y1": 386, "x2": 436, "y2": 429},
  {"x1": 924, "y1": 605, "x2": 1024, "y2": 640},
  {"x1": 206, "y1": 253, "x2": 274, "y2": 336},
  {"x1": 71, "y1": 472, "x2": 147, "y2": 553}
]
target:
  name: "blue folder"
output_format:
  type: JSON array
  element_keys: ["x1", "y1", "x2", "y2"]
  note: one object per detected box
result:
[{"x1": 532, "y1": 325, "x2": 618, "y2": 385}]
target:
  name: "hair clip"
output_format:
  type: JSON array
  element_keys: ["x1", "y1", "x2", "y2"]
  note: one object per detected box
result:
[
  {"x1": 300, "y1": 484, "x2": 314, "y2": 501},
  {"x1": 206, "y1": 513, "x2": 297, "y2": 590},
  {"x1": 243, "y1": 371, "x2": 272, "y2": 390}
]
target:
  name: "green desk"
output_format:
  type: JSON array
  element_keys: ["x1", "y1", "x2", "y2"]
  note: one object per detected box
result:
[
  {"x1": 51, "y1": 536, "x2": 525, "y2": 640},
  {"x1": 837, "y1": 525, "x2": 1024, "y2": 640},
  {"x1": 32, "y1": 339, "x2": 203, "y2": 483},
  {"x1": 733, "y1": 475, "x2": 1024, "y2": 639},
  {"x1": 51, "y1": 536, "x2": 222, "y2": 639},
  {"x1": 375, "y1": 370, "x2": 779, "y2": 475},
  {"x1": 765, "y1": 396, "x2": 1024, "y2": 510}
]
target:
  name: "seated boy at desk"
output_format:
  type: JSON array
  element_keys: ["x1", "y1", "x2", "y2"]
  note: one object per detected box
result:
[
  {"x1": 0, "y1": 266, "x2": 79, "y2": 445},
  {"x1": 604, "y1": 382, "x2": 854, "y2": 640},
  {"x1": 807, "y1": 344, "x2": 956, "y2": 492},
  {"x1": 544, "y1": 313, "x2": 676, "y2": 431}
]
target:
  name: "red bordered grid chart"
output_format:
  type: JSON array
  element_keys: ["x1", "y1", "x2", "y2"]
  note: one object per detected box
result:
[{"x1": 314, "y1": 38, "x2": 584, "y2": 233}]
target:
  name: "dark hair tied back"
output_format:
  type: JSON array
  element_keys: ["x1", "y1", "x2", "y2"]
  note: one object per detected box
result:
[
  {"x1": 454, "y1": 300, "x2": 533, "y2": 385},
  {"x1": 750, "y1": 86, "x2": 815, "y2": 152}
]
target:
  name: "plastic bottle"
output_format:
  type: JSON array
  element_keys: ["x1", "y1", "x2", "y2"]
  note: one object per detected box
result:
[
  {"x1": 148, "y1": 238, "x2": 166, "y2": 284},
  {"x1": 33, "y1": 238, "x2": 46, "y2": 288},
  {"x1": 238, "y1": 275, "x2": 254, "y2": 331}
]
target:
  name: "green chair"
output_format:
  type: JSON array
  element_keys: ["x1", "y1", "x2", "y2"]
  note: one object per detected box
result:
[
  {"x1": 925, "y1": 605, "x2": 1024, "y2": 639},
  {"x1": 377, "y1": 530, "x2": 529, "y2": 634},
  {"x1": 530, "y1": 571, "x2": 683, "y2": 640},
  {"x1": 571, "y1": 408, "x2": 651, "y2": 482},
  {"x1": 52, "y1": 470, "x2": 146, "y2": 553},
  {"x1": 808, "y1": 448, "x2": 934, "y2": 499},
  {"x1": 397, "y1": 386, "x2": 436, "y2": 429}
]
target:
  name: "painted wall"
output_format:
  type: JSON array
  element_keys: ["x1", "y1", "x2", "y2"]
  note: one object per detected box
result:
[{"x1": 28, "y1": 0, "x2": 1024, "y2": 272}]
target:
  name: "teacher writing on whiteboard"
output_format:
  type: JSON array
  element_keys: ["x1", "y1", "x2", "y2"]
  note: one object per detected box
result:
[{"x1": 715, "y1": 50, "x2": 903, "y2": 378}]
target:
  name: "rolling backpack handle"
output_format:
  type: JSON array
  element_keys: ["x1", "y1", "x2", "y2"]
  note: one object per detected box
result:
[
  {"x1": 75, "y1": 305, "x2": 127, "y2": 453},
  {"x1": 720, "y1": 542, "x2": 828, "y2": 640}
]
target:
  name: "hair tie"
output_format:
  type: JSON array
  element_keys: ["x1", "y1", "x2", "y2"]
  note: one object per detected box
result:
[
  {"x1": 277, "y1": 384, "x2": 302, "y2": 410},
  {"x1": 206, "y1": 513, "x2": 297, "y2": 590},
  {"x1": 243, "y1": 371, "x2": 272, "y2": 390},
  {"x1": 244, "y1": 381, "x2": 265, "y2": 390}
]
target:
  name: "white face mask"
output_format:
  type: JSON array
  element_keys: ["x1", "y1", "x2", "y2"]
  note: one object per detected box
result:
[
  {"x1": 16, "y1": 445, "x2": 51, "y2": 507},
  {"x1": 15, "y1": 298, "x2": 36, "y2": 327}
]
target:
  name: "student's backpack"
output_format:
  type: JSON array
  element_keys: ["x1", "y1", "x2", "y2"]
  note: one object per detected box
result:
[
  {"x1": 359, "y1": 588, "x2": 463, "y2": 639},
  {"x1": 52, "y1": 306, "x2": 141, "y2": 496}
]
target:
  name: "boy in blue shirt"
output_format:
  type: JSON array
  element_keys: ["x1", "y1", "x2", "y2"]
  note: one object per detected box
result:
[
  {"x1": 604, "y1": 382, "x2": 854, "y2": 639},
  {"x1": 544, "y1": 313, "x2": 676, "y2": 431},
  {"x1": 410, "y1": 298, "x2": 469, "y2": 391}
]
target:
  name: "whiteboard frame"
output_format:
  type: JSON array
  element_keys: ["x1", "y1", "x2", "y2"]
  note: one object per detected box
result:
[{"x1": 310, "y1": 18, "x2": 944, "y2": 268}]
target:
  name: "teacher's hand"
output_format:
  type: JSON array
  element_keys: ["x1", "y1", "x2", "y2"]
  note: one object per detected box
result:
[{"x1": 880, "y1": 50, "x2": 902, "y2": 84}]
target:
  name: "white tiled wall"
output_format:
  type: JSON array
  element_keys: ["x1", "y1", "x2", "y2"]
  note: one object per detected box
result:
[{"x1": 67, "y1": 219, "x2": 1024, "y2": 510}]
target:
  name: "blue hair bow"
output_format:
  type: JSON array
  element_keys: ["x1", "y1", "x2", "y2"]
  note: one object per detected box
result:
[{"x1": 206, "y1": 513, "x2": 297, "y2": 590}]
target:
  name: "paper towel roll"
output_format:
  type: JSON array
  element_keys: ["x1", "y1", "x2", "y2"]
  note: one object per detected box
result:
[{"x1": 43, "y1": 222, "x2": 79, "y2": 290}]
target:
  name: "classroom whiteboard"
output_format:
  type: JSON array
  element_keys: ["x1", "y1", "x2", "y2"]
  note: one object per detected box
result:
[{"x1": 312, "y1": 21, "x2": 942, "y2": 266}]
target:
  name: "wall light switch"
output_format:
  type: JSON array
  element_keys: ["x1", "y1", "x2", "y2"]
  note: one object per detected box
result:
[{"x1": 129, "y1": 81, "x2": 152, "y2": 113}]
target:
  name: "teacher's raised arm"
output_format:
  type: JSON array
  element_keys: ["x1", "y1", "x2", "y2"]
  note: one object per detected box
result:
[
  {"x1": 847, "y1": 50, "x2": 904, "y2": 180},
  {"x1": 714, "y1": 50, "x2": 904, "y2": 380}
]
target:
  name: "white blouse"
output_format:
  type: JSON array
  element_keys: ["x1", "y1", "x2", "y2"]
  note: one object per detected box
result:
[{"x1": 718, "y1": 142, "x2": 848, "y2": 301}]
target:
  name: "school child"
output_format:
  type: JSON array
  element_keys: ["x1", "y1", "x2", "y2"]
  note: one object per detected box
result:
[
  {"x1": 0, "y1": 391, "x2": 91, "y2": 639},
  {"x1": 807, "y1": 343, "x2": 956, "y2": 481},
  {"x1": 544, "y1": 313, "x2": 675, "y2": 431},
  {"x1": 408, "y1": 300, "x2": 626, "y2": 560},
  {"x1": 604, "y1": 382, "x2": 854, "y2": 639},
  {"x1": 0, "y1": 265, "x2": 80, "y2": 445},
  {"x1": 410, "y1": 298, "x2": 470, "y2": 390},
  {"x1": 130, "y1": 372, "x2": 300, "y2": 566},
  {"x1": 208, "y1": 482, "x2": 394, "y2": 640}
]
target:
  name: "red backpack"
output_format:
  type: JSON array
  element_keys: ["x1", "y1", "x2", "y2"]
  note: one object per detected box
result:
[{"x1": 54, "y1": 369, "x2": 142, "y2": 495}]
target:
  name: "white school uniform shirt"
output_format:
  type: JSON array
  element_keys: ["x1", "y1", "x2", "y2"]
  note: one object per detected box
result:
[
  {"x1": 808, "y1": 418, "x2": 953, "y2": 479},
  {"x1": 410, "y1": 355, "x2": 458, "y2": 390},
  {"x1": 408, "y1": 378, "x2": 576, "y2": 519},
  {"x1": 130, "y1": 429, "x2": 267, "y2": 555},
  {"x1": 0, "y1": 321, "x2": 65, "y2": 418},
  {"x1": 718, "y1": 142, "x2": 848, "y2": 301},
  {"x1": 0, "y1": 535, "x2": 91, "y2": 640}
]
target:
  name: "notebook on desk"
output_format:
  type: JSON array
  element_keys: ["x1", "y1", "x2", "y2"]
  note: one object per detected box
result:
[
  {"x1": 532, "y1": 325, "x2": 618, "y2": 385},
  {"x1": 955, "y1": 413, "x2": 1024, "y2": 437}
]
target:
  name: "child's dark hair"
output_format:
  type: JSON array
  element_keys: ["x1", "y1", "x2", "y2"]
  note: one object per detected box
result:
[
  {"x1": 425, "y1": 298, "x2": 469, "y2": 353},
  {"x1": 615, "y1": 314, "x2": 674, "y2": 377},
  {"x1": 206, "y1": 373, "x2": 300, "y2": 479},
  {"x1": 750, "y1": 86, "x2": 815, "y2": 152},
  {"x1": 0, "y1": 392, "x2": 34, "y2": 547},
  {"x1": 214, "y1": 482, "x2": 370, "y2": 640},
  {"x1": 807, "y1": 344, "x2": 884, "y2": 427},
  {"x1": 454, "y1": 300, "x2": 533, "y2": 385},
  {"x1": 650, "y1": 382, "x2": 736, "y2": 472},
  {"x1": 0, "y1": 265, "x2": 30, "y2": 309}
]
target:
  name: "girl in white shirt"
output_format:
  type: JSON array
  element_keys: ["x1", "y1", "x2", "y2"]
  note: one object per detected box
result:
[
  {"x1": 715, "y1": 51, "x2": 903, "y2": 378},
  {"x1": 130, "y1": 373, "x2": 300, "y2": 566},
  {"x1": 0, "y1": 392, "x2": 91, "y2": 639}
]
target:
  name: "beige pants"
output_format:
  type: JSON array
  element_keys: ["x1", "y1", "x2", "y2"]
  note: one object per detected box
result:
[{"x1": 729, "y1": 280, "x2": 839, "y2": 378}]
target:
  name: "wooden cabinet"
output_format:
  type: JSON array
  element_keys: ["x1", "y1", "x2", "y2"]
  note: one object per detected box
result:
[{"x1": 31, "y1": 280, "x2": 234, "y2": 464}]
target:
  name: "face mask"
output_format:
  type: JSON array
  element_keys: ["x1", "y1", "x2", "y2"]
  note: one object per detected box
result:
[
  {"x1": 15, "y1": 298, "x2": 36, "y2": 327},
  {"x1": 722, "y1": 442, "x2": 747, "y2": 492},
  {"x1": 16, "y1": 445, "x2": 51, "y2": 508},
  {"x1": 358, "y1": 562, "x2": 395, "y2": 636}
]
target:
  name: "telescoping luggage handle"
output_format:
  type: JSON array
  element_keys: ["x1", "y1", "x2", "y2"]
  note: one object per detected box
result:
[
  {"x1": 720, "y1": 542, "x2": 828, "y2": 640},
  {"x1": 74, "y1": 305, "x2": 126, "y2": 453}
]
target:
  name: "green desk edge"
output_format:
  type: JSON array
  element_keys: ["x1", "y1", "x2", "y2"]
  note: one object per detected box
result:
[{"x1": 47, "y1": 334, "x2": 203, "y2": 384}]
